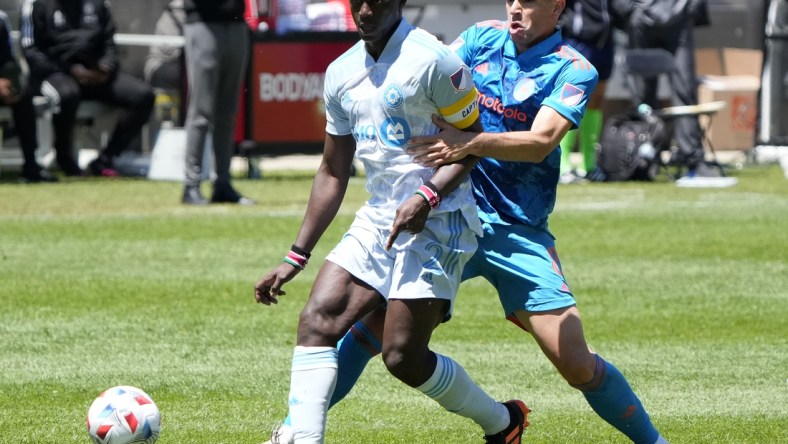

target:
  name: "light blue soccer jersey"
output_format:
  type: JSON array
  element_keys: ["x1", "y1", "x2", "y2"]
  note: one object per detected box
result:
[
  {"x1": 451, "y1": 23, "x2": 598, "y2": 230},
  {"x1": 324, "y1": 18, "x2": 481, "y2": 234}
]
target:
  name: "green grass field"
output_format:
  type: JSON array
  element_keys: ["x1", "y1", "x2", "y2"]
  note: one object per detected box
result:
[{"x1": 1, "y1": 165, "x2": 786, "y2": 443}]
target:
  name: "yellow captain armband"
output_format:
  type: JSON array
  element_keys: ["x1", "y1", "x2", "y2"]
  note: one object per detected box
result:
[{"x1": 439, "y1": 87, "x2": 480, "y2": 129}]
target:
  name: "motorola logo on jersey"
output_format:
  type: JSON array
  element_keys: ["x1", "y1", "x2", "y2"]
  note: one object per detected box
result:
[
  {"x1": 381, "y1": 117, "x2": 411, "y2": 147},
  {"x1": 477, "y1": 92, "x2": 528, "y2": 123},
  {"x1": 383, "y1": 85, "x2": 404, "y2": 109}
]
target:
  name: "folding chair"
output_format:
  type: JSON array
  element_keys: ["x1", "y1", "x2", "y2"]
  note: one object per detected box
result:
[{"x1": 622, "y1": 48, "x2": 728, "y2": 177}]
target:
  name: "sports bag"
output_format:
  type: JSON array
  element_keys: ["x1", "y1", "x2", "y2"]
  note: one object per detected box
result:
[{"x1": 589, "y1": 107, "x2": 669, "y2": 181}]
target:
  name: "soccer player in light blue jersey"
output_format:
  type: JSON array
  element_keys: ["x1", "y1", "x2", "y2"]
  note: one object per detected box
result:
[
  {"x1": 254, "y1": 1, "x2": 530, "y2": 443},
  {"x1": 264, "y1": 1, "x2": 670, "y2": 444}
]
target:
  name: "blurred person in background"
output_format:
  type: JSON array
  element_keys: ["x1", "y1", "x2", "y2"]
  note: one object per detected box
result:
[
  {"x1": 0, "y1": 9, "x2": 56, "y2": 183},
  {"x1": 277, "y1": 0, "x2": 310, "y2": 34},
  {"x1": 20, "y1": 0, "x2": 155, "y2": 177},
  {"x1": 144, "y1": 0, "x2": 185, "y2": 92},
  {"x1": 619, "y1": 0, "x2": 715, "y2": 178},
  {"x1": 307, "y1": 0, "x2": 357, "y2": 32},
  {"x1": 181, "y1": 0, "x2": 253, "y2": 205},
  {"x1": 557, "y1": 0, "x2": 614, "y2": 183}
]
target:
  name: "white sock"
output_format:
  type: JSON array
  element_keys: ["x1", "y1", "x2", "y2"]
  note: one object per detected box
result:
[
  {"x1": 288, "y1": 346, "x2": 338, "y2": 444},
  {"x1": 654, "y1": 436, "x2": 669, "y2": 444},
  {"x1": 416, "y1": 353, "x2": 509, "y2": 435}
]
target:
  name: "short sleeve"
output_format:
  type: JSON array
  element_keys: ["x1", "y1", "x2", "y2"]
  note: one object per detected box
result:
[
  {"x1": 323, "y1": 67, "x2": 352, "y2": 136},
  {"x1": 428, "y1": 52, "x2": 479, "y2": 130},
  {"x1": 542, "y1": 52, "x2": 599, "y2": 129}
]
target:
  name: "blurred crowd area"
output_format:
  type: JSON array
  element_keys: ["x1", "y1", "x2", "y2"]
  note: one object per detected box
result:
[
  {"x1": 0, "y1": 0, "x2": 172, "y2": 79},
  {"x1": 0, "y1": 0, "x2": 769, "y2": 81}
]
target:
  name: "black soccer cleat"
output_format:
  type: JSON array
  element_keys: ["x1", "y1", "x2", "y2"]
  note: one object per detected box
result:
[{"x1": 483, "y1": 400, "x2": 531, "y2": 444}]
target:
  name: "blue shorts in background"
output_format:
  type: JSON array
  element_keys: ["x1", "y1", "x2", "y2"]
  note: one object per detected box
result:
[{"x1": 565, "y1": 36, "x2": 615, "y2": 81}]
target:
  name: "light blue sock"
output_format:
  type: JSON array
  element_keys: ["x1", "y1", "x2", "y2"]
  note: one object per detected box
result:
[
  {"x1": 282, "y1": 321, "x2": 381, "y2": 427},
  {"x1": 576, "y1": 355, "x2": 660, "y2": 444}
]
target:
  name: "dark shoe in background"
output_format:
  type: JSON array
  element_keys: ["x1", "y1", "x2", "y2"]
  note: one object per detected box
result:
[
  {"x1": 88, "y1": 155, "x2": 120, "y2": 177},
  {"x1": 58, "y1": 158, "x2": 85, "y2": 177},
  {"x1": 211, "y1": 183, "x2": 255, "y2": 205},
  {"x1": 182, "y1": 185, "x2": 209, "y2": 205},
  {"x1": 20, "y1": 166, "x2": 59, "y2": 183}
]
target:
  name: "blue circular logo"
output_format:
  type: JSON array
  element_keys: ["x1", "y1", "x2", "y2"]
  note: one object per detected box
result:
[
  {"x1": 380, "y1": 117, "x2": 410, "y2": 147},
  {"x1": 383, "y1": 85, "x2": 404, "y2": 109}
]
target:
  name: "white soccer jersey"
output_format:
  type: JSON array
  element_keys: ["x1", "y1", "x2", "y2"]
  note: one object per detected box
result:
[{"x1": 324, "y1": 18, "x2": 481, "y2": 234}]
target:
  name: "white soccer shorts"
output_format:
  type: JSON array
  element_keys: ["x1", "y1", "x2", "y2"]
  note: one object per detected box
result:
[{"x1": 326, "y1": 209, "x2": 477, "y2": 318}]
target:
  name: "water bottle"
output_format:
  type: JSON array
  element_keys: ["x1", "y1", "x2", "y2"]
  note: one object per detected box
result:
[
  {"x1": 637, "y1": 103, "x2": 657, "y2": 123},
  {"x1": 637, "y1": 104, "x2": 657, "y2": 160}
]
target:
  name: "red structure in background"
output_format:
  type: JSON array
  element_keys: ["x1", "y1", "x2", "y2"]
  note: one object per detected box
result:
[
  {"x1": 237, "y1": 0, "x2": 357, "y2": 154},
  {"x1": 245, "y1": 0, "x2": 278, "y2": 33}
]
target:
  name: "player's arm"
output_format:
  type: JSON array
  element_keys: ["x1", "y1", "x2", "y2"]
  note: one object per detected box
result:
[
  {"x1": 385, "y1": 116, "x2": 482, "y2": 252},
  {"x1": 292, "y1": 133, "x2": 356, "y2": 253},
  {"x1": 255, "y1": 133, "x2": 355, "y2": 305},
  {"x1": 385, "y1": 130, "x2": 479, "y2": 251},
  {"x1": 409, "y1": 107, "x2": 573, "y2": 165}
]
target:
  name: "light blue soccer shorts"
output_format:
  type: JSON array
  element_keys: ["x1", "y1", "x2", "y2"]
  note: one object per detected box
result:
[{"x1": 462, "y1": 221, "x2": 576, "y2": 323}]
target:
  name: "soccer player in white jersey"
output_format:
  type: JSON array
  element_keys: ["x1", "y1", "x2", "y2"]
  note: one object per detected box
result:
[{"x1": 254, "y1": 1, "x2": 529, "y2": 443}]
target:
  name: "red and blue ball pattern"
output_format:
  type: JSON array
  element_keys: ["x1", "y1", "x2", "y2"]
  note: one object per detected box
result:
[{"x1": 86, "y1": 386, "x2": 161, "y2": 444}]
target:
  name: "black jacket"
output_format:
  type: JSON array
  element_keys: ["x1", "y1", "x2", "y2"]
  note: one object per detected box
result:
[
  {"x1": 19, "y1": 0, "x2": 118, "y2": 82},
  {"x1": 0, "y1": 10, "x2": 16, "y2": 67},
  {"x1": 559, "y1": 0, "x2": 612, "y2": 46},
  {"x1": 620, "y1": 0, "x2": 709, "y2": 30},
  {"x1": 183, "y1": 0, "x2": 245, "y2": 24},
  {"x1": 0, "y1": 10, "x2": 22, "y2": 92}
]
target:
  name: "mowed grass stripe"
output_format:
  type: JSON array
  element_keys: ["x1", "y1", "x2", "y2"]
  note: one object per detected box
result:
[{"x1": 0, "y1": 164, "x2": 785, "y2": 443}]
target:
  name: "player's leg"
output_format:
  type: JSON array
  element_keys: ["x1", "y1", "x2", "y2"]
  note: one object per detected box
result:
[
  {"x1": 478, "y1": 222, "x2": 666, "y2": 443},
  {"x1": 270, "y1": 309, "x2": 384, "y2": 444},
  {"x1": 516, "y1": 307, "x2": 665, "y2": 444},
  {"x1": 383, "y1": 297, "x2": 523, "y2": 439},
  {"x1": 328, "y1": 309, "x2": 384, "y2": 408},
  {"x1": 383, "y1": 213, "x2": 528, "y2": 441},
  {"x1": 288, "y1": 261, "x2": 382, "y2": 444}
]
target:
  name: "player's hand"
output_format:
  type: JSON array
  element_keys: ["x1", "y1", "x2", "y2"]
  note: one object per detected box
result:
[
  {"x1": 69, "y1": 64, "x2": 109, "y2": 87},
  {"x1": 254, "y1": 263, "x2": 301, "y2": 306},
  {"x1": 386, "y1": 194, "x2": 430, "y2": 250},
  {"x1": 89, "y1": 68, "x2": 110, "y2": 86},
  {"x1": 0, "y1": 78, "x2": 20, "y2": 105},
  {"x1": 407, "y1": 115, "x2": 475, "y2": 167}
]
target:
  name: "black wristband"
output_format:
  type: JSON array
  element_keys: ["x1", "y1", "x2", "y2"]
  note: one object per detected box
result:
[
  {"x1": 291, "y1": 244, "x2": 311, "y2": 259},
  {"x1": 424, "y1": 181, "x2": 441, "y2": 199}
]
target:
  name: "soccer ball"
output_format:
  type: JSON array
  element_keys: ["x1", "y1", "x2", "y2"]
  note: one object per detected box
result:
[{"x1": 86, "y1": 385, "x2": 161, "y2": 444}]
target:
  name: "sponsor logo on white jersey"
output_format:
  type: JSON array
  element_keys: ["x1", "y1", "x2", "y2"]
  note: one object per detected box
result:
[{"x1": 380, "y1": 117, "x2": 410, "y2": 147}]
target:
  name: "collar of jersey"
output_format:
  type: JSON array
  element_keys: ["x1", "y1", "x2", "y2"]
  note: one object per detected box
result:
[
  {"x1": 505, "y1": 27, "x2": 563, "y2": 65},
  {"x1": 366, "y1": 18, "x2": 413, "y2": 64}
]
